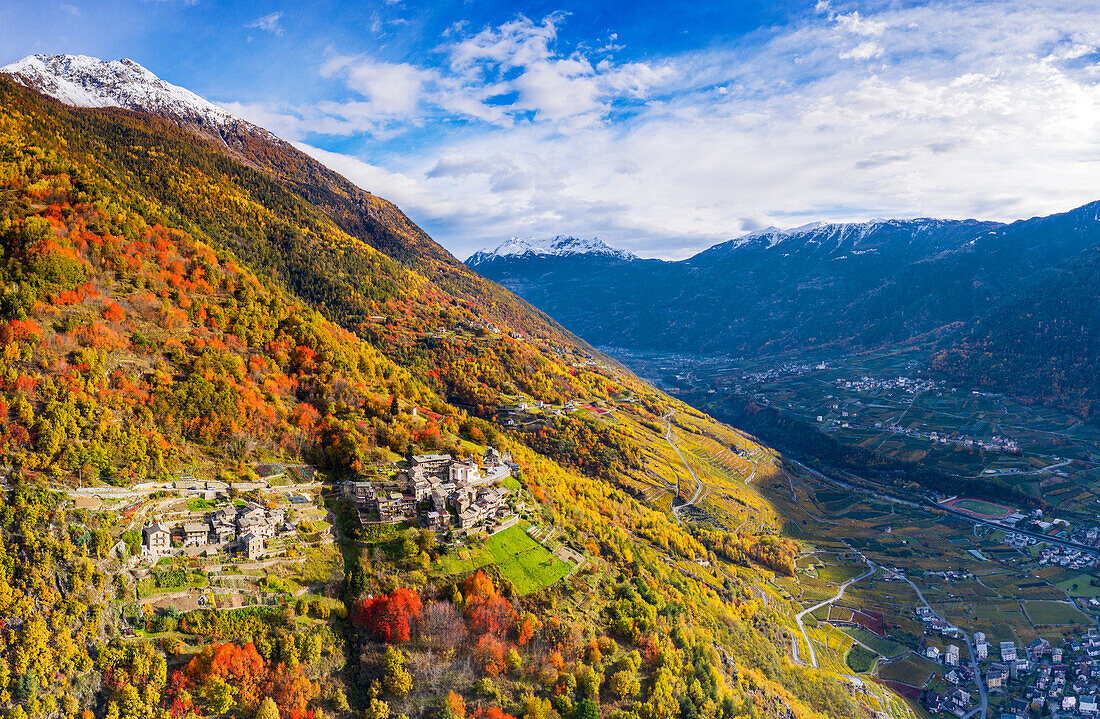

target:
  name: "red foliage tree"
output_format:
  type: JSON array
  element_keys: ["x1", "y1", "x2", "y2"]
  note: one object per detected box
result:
[
  {"x1": 102, "y1": 301, "x2": 125, "y2": 322},
  {"x1": 473, "y1": 635, "x2": 507, "y2": 676},
  {"x1": 468, "y1": 594, "x2": 517, "y2": 639},
  {"x1": 184, "y1": 642, "x2": 266, "y2": 707},
  {"x1": 179, "y1": 643, "x2": 317, "y2": 718},
  {"x1": 515, "y1": 615, "x2": 536, "y2": 646},
  {"x1": 472, "y1": 708, "x2": 517, "y2": 719},
  {"x1": 463, "y1": 571, "x2": 516, "y2": 639},
  {"x1": 267, "y1": 662, "x2": 316, "y2": 719},
  {"x1": 462, "y1": 570, "x2": 497, "y2": 602},
  {"x1": 446, "y1": 690, "x2": 467, "y2": 719},
  {"x1": 354, "y1": 587, "x2": 423, "y2": 643}
]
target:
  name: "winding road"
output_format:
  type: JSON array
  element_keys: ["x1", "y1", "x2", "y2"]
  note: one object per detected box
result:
[
  {"x1": 662, "y1": 413, "x2": 705, "y2": 518},
  {"x1": 794, "y1": 565, "x2": 875, "y2": 667}
]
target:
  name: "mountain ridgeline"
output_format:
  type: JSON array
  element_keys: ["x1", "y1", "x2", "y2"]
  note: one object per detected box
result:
[{"x1": 468, "y1": 212, "x2": 1100, "y2": 419}]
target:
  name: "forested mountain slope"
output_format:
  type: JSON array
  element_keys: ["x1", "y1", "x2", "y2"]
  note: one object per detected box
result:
[
  {"x1": 0, "y1": 71, "x2": 877, "y2": 719},
  {"x1": 468, "y1": 208, "x2": 1100, "y2": 417}
]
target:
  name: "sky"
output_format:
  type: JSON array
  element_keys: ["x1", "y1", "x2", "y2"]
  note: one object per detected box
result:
[{"x1": 3, "y1": 1, "x2": 1100, "y2": 259}]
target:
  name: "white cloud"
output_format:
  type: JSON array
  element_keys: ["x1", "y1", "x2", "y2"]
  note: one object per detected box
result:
[
  {"x1": 247, "y1": 11, "x2": 284, "y2": 37},
  {"x1": 447, "y1": 14, "x2": 562, "y2": 70},
  {"x1": 234, "y1": 2, "x2": 1100, "y2": 259},
  {"x1": 834, "y1": 11, "x2": 886, "y2": 37},
  {"x1": 273, "y1": 14, "x2": 674, "y2": 137},
  {"x1": 322, "y1": 56, "x2": 432, "y2": 117},
  {"x1": 839, "y1": 40, "x2": 883, "y2": 60}
]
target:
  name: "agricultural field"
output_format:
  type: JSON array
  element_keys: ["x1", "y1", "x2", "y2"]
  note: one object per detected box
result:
[
  {"x1": 818, "y1": 563, "x2": 869, "y2": 584},
  {"x1": 655, "y1": 345, "x2": 1100, "y2": 518},
  {"x1": 877, "y1": 654, "x2": 939, "y2": 687},
  {"x1": 846, "y1": 644, "x2": 878, "y2": 673},
  {"x1": 840, "y1": 626, "x2": 907, "y2": 658},
  {"x1": 1055, "y1": 573, "x2": 1100, "y2": 597},
  {"x1": 751, "y1": 453, "x2": 1100, "y2": 682},
  {"x1": 439, "y1": 524, "x2": 575, "y2": 595},
  {"x1": 947, "y1": 498, "x2": 1012, "y2": 518},
  {"x1": 1023, "y1": 600, "x2": 1093, "y2": 626}
]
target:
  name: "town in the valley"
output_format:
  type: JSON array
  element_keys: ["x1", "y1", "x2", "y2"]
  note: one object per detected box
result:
[{"x1": 921, "y1": 622, "x2": 1100, "y2": 719}]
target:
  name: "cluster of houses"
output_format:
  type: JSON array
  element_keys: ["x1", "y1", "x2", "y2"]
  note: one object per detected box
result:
[
  {"x1": 343, "y1": 449, "x2": 518, "y2": 531},
  {"x1": 1038, "y1": 545, "x2": 1097, "y2": 570},
  {"x1": 497, "y1": 398, "x2": 583, "y2": 426},
  {"x1": 142, "y1": 501, "x2": 290, "y2": 561},
  {"x1": 977, "y1": 634, "x2": 1100, "y2": 715},
  {"x1": 835, "y1": 375, "x2": 946, "y2": 397},
  {"x1": 926, "y1": 643, "x2": 963, "y2": 666},
  {"x1": 916, "y1": 605, "x2": 965, "y2": 639},
  {"x1": 985, "y1": 510, "x2": 1100, "y2": 568},
  {"x1": 923, "y1": 630, "x2": 1100, "y2": 717},
  {"x1": 925, "y1": 687, "x2": 973, "y2": 717}
]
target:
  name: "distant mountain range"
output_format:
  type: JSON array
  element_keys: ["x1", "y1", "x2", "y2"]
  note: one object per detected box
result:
[
  {"x1": 468, "y1": 209, "x2": 1100, "y2": 418},
  {"x1": 467, "y1": 235, "x2": 637, "y2": 264}
]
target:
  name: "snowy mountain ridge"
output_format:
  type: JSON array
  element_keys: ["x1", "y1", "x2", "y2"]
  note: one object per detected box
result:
[
  {"x1": 0, "y1": 53, "x2": 275, "y2": 141},
  {"x1": 467, "y1": 235, "x2": 637, "y2": 265},
  {"x1": 707, "y1": 217, "x2": 1002, "y2": 258}
]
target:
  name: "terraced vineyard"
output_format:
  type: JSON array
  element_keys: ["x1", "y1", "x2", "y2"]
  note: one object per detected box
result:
[{"x1": 839, "y1": 626, "x2": 907, "y2": 658}]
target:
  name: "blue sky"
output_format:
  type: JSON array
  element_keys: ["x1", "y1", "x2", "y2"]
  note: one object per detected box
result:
[{"x1": 3, "y1": 1, "x2": 1100, "y2": 259}]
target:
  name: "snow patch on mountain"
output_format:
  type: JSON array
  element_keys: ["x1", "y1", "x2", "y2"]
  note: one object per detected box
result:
[
  {"x1": 467, "y1": 236, "x2": 637, "y2": 265},
  {"x1": 1, "y1": 54, "x2": 271, "y2": 139},
  {"x1": 714, "y1": 217, "x2": 986, "y2": 257}
]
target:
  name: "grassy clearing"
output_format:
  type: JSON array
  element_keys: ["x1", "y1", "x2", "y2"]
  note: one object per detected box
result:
[
  {"x1": 439, "y1": 525, "x2": 572, "y2": 595},
  {"x1": 488, "y1": 525, "x2": 573, "y2": 595},
  {"x1": 1055, "y1": 574, "x2": 1100, "y2": 597}
]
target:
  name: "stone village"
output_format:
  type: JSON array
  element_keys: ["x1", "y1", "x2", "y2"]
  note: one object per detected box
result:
[
  {"x1": 340, "y1": 448, "x2": 518, "y2": 530},
  {"x1": 138, "y1": 449, "x2": 519, "y2": 561}
]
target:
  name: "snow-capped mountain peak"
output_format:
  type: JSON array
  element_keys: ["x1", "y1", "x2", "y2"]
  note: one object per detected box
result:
[
  {"x1": 0, "y1": 53, "x2": 274, "y2": 143},
  {"x1": 697, "y1": 216, "x2": 1005, "y2": 264},
  {"x1": 466, "y1": 236, "x2": 637, "y2": 265}
]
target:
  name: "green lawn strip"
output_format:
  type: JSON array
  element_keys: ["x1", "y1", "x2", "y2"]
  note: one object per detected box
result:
[
  {"x1": 438, "y1": 545, "x2": 494, "y2": 575},
  {"x1": 1055, "y1": 574, "x2": 1100, "y2": 597},
  {"x1": 950, "y1": 499, "x2": 1012, "y2": 517},
  {"x1": 487, "y1": 525, "x2": 572, "y2": 595}
]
